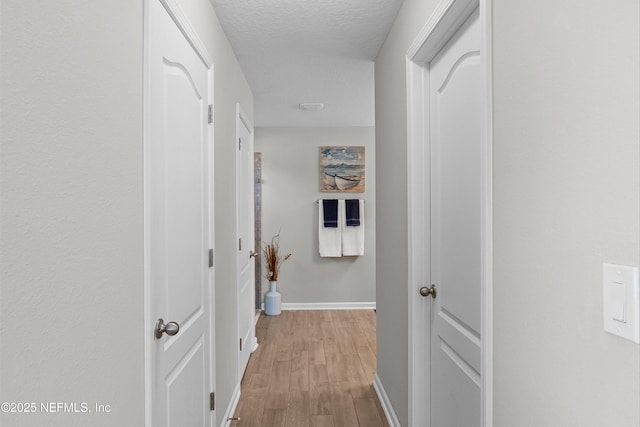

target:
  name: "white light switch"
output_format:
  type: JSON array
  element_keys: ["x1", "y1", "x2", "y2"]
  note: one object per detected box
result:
[
  {"x1": 603, "y1": 263, "x2": 639, "y2": 343},
  {"x1": 610, "y1": 282, "x2": 626, "y2": 323}
]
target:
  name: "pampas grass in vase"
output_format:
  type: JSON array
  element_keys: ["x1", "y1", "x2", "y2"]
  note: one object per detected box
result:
[
  {"x1": 263, "y1": 232, "x2": 291, "y2": 316},
  {"x1": 263, "y1": 233, "x2": 292, "y2": 282}
]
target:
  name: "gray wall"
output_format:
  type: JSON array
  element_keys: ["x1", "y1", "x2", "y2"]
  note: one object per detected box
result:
[
  {"x1": 375, "y1": 0, "x2": 640, "y2": 426},
  {"x1": 255, "y1": 127, "x2": 376, "y2": 305},
  {"x1": 374, "y1": 0, "x2": 439, "y2": 425},
  {"x1": 493, "y1": 1, "x2": 640, "y2": 425},
  {"x1": 0, "y1": 1, "x2": 145, "y2": 425},
  {"x1": 0, "y1": 1, "x2": 253, "y2": 426}
]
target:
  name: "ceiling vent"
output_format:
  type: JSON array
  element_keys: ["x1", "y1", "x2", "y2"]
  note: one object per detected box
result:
[{"x1": 299, "y1": 103, "x2": 325, "y2": 111}]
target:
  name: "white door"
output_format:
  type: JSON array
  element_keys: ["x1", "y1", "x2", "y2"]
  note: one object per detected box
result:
[
  {"x1": 148, "y1": 0, "x2": 213, "y2": 426},
  {"x1": 236, "y1": 107, "x2": 256, "y2": 380},
  {"x1": 429, "y1": 9, "x2": 482, "y2": 426}
]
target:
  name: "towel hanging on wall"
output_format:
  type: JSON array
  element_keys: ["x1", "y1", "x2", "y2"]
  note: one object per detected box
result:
[
  {"x1": 342, "y1": 199, "x2": 364, "y2": 256},
  {"x1": 322, "y1": 199, "x2": 339, "y2": 228},
  {"x1": 345, "y1": 199, "x2": 360, "y2": 227},
  {"x1": 319, "y1": 199, "x2": 342, "y2": 257}
]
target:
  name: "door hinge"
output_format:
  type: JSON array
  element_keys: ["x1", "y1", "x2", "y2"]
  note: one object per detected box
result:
[
  {"x1": 240, "y1": 338, "x2": 243, "y2": 351},
  {"x1": 210, "y1": 392, "x2": 215, "y2": 411},
  {"x1": 208, "y1": 249, "x2": 214, "y2": 268},
  {"x1": 238, "y1": 138, "x2": 242, "y2": 151},
  {"x1": 238, "y1": 238, "x2": 242, "y2": 251},
  {"x1": 208, "y1": 104, "x2": 213, "y2": 124}
]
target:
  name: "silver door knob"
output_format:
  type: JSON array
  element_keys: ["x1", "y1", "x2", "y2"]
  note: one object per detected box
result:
[
  {"x1": 155, "y1": 318, "x2": 180, "y2": 339},
  {"x1": 249, "y1": 251, "x2": 259, "y2": 259},
  {"x1": 419, "y1": 285, "x2": 437, "y2": 299}
]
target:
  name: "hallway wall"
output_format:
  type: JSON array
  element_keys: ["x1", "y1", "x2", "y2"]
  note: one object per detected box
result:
[
  {"x1": 492, "y1": 1, "x2": 640, "y2": 425},
  {"x1": 374, "y1": 0, "x2": 440, "y2": 425},
  {"x1": 255, "y1": 127, "x2": 376, "y2": 307},
  {"x1": 1, "y1": 1, "x2": 145, "y2": 425},
  {"x1": 375, "y1": 0, "x2": 640, "y2": 426},
  {"x1": 0, "y1": 1, "x2": 253, "y2": 426}
]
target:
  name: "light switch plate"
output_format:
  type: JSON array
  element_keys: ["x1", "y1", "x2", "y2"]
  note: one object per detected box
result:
[{"x1": 603, "y1": 263, "x2": 639, "y2": 343}]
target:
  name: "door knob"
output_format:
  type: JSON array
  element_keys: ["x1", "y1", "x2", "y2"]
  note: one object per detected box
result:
[
  {"x1": 249, "y1": 251, "x2": 259, "y2": 259},
  {"x1": 155, "y1": 318, "x2": 180, "y2": 339},
  {"x1": 419, "y1": 285, "x2": 437, "y2": 299}
]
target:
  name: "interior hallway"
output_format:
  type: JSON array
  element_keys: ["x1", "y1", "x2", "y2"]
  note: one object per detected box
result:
[{"x1": 232, "y1": 310, "x2": 388, "y2": 427}]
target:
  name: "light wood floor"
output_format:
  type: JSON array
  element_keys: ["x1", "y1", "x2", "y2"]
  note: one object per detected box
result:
[{"x1": 231, "y1": 310, "x2": 389, "y2": 427}]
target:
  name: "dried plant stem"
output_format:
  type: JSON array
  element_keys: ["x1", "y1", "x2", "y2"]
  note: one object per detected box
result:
[{"x1": 263, "y1": 233, "x2": 292, "y2": 282}]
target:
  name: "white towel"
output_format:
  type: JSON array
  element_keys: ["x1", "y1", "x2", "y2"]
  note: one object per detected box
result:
[
  {"x1": 319, "y1": 200, "x2": 342, "y2": 257},
  {"x1": 341, "y1": 199, "x2": 364, "y2": 256}
]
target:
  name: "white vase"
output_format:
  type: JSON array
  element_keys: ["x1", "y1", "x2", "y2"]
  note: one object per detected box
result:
[{"x1": 264, "y1": 281, "x2": 281, "y2": 316}]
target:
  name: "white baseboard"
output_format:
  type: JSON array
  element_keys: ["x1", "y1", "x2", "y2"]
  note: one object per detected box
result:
[
  {"x1": 373, "y1": 373, "x2": 401, "y2": 427},
  {"x1": 219, "y1": 382, "x2": 241, "y2": 427},
  {"x1": 280, "y1": 302, "x2": 376, "y2": 310}
]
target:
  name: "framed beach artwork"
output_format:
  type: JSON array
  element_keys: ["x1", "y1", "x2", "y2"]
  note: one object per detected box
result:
[{"x1": 319, "y1": 146, "x2": 365, "y2": 193}]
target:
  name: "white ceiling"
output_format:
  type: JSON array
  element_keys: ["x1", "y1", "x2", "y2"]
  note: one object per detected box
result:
[{"x1": 210, "y1": 0, "x2": 404, "y2": 127}]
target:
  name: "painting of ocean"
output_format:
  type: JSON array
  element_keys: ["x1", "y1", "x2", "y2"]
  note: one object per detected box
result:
[{"x1": 319, "y1": 146, "x2": 365, "y2": 193}]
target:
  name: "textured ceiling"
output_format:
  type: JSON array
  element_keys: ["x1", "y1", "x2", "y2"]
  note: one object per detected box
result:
[{"x1": 210, "y1": 0, "x2": 404, "y2": 127}]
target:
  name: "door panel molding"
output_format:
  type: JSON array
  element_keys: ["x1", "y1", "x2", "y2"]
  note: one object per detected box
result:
[{"x1": 406, "y1": 0, "x2": 493, "y2": 426}]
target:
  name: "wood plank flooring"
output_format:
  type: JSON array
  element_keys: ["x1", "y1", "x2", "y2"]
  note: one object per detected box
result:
[{"x1": 232, "y1": 310, "x2": 389, "y2": 427}]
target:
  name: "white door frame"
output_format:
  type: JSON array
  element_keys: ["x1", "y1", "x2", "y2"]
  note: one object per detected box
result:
[
  {"x1": 143, "y1": 1, "x2": 215, "y2": 425},
  {"x1": 406, "y1": 0, "x2": 493, "y2": 426}
]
